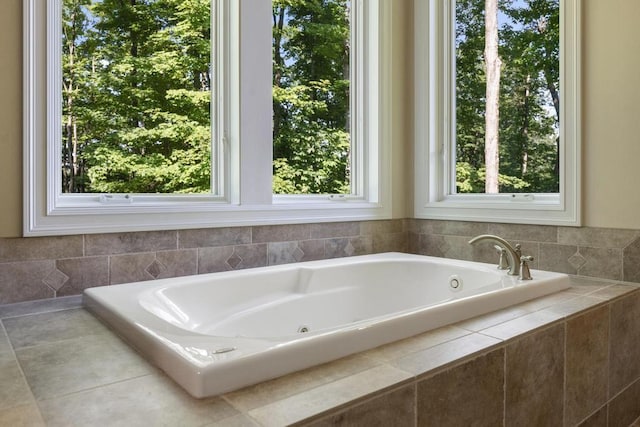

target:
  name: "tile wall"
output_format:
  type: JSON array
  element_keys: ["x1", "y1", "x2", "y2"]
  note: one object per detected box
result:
[
  {"x1": 407, "y1": 219, "x2": 640, "y2": 283},
  {"x1": 4, "y1": 218, "x2": 640, "y2": 304},
  {"x1": 0, "y1": 220, "x2": 407, "y2": 305}
]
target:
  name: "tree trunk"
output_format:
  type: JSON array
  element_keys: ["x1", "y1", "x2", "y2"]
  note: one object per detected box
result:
[
  {"x1": 343, "y1": 4, "x2": 350, "y2": 133},
  {"x1": 484, "y1": 0, "x2": 501, "y2": 193},
  {"x1": 520, "y1": 74, "x2": 531, "y2": 176},
  {"x1": 272, "y1": 6, "x2": 286, "y2": 141},
  {"x1": 64, "y1": 8, "x2": 78, "y2": 193}
]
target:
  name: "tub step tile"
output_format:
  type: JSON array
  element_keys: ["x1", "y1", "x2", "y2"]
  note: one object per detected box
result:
[
  {"x1": 391, "y1": 332, "x2": 501, "y2": 378},
  {"x1": 247, "y1": 365, "x2": 412, "y2": 427}
]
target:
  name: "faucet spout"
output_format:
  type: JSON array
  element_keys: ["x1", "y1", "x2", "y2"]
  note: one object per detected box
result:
[{"x1": 469, "y1": 234, "x2": 521, "y2": 276}]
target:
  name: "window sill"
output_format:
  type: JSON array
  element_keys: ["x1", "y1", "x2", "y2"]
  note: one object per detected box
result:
[{"x1": 25, "y1": 200, "x2": 391, "y2": 236}]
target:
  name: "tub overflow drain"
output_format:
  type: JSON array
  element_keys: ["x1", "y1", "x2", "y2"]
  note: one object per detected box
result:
[
  {"x1": 298, "y1": 325, "x2": 310, "y2": 333},
  {"x1": 449, "y1": 275, "x2": 463, "y2": 292}
]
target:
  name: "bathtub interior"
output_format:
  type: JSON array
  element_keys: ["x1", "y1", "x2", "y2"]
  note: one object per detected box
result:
[{"x1": 138, "y1": 257, "x2": 513, "y2": 338}]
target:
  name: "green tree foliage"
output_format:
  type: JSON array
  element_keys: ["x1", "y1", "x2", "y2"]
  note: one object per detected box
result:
[
  {"x1": 62, "y1": 0, "x2": 212, "y2": 193},
  {"x1": 63, "y1": 0, "x2": 351, "y2": 195},
  {"x1": 63, "y1": 0, "x2": 558, "y2": 197},
  {"x1": 272, "y1": 0, "x2": 351, "y2": 194},
  {"x1": 455, "y1": 0, "x2": 560, "y2": 193}
]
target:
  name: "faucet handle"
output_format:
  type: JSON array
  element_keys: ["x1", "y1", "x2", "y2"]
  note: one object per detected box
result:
[
  {"x1": 519, "y1": 255, "x2": 534, "y2": 280},
  {"x1": 494, "y1": 245, "x2": 509, "y2": 270},
  {"x1": 514, "y1": 243, "x2": 522, "y2": 258}
]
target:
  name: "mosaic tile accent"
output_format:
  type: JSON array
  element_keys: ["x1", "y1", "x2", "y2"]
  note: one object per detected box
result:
[
  {"x1": 110, "y1": 253, "x2": 156, "y2": 285},
  {"x1": 324, "y1": 236, "x2": 372, "y2": 259},
  {"x1": 267, "y1": 240, "x2": 325, "y2": 266},
  {"x1": 198, "y1": 244, "x2": 268, "y2": 274},
  {"x1": 42, "y1": 269, "x2": 69, "y2": 292},
  {"x1": 56, "y1": 257, "x2": 109, "y2": 296}
]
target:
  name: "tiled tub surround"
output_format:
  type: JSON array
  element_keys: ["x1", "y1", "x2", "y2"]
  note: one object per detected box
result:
[
  {"x1": 6, "y1": 218, "x2": 640, "y2": 305},
  {"x1": 0, "y1": 220, "x2": 407, "y2": 305},
  {"x1": 1, "y1": 277, "x2": 640, "y2": 426}
]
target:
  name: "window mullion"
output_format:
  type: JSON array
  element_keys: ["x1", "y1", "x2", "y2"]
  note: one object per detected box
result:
[{"x1": 237, "y1": 0, "x2": 272, "y2": 205}]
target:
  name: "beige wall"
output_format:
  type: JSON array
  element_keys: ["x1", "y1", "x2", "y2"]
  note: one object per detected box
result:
[
  {"x1": 582, "y1": 0, "x2": 640, "y2": 228},
  {"x1": 2, "y1": 0, "x2": 640, "y2": 237},
  {"x1": 0, "y1": 0, "x2": 23, "y2": 238}
]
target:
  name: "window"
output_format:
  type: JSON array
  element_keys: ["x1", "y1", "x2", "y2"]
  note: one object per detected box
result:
[
  {"x1": 414, "y1": 0, "x2": 580, "y2": 225},
  {"x1": 61, "y1": 0, "x2": 217, "y2": 196},
  {"x1": 24, "y1": 0, "x2": 391, "y2": 236},
  {"x1": 272, "y1": 1, "x2": 353, "y2": 195}
]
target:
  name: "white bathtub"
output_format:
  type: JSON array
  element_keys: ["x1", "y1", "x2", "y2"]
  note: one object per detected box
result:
[{"x1": 83, "y1": 252, "x2": 570, "y2": 398}]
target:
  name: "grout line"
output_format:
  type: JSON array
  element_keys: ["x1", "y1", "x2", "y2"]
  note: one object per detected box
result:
[
  {"x1": 0, "y1": 320, "x2": 44, "y2": 420},
  {"x1": 607, "y1": 302, "x2": 612, "y2": 409},
  {"x1": 563, "y1": 314, "x2": 567, "y2": 426},
  {"x1": 34, "y1": 372, "x2": 156, "y2": 404},
  {"x1": 413, "y1": 381, "x2": 418, "y2": 426},
  {"x1": 502, "y1": 345, "x2": 507, "y2": 427}
]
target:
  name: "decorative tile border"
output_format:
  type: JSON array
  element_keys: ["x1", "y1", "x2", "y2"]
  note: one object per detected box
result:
[
  {"x1": 5, "y1": 218, "x2": 640, "y2": 305},
  {"x1": 0, "y1": 220, "x2": 408, "y2": 305},
  {"x1": 408, "y1": 219, "x2": 640, "y2": 284}
]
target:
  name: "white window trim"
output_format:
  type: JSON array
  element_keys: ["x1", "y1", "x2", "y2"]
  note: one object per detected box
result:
[
  {"x1": 413, "y1": 0, "x2": 581, "y2": 226},
  {"x1": 24, "y1": 0, "x2": 392, "y2": 236}
]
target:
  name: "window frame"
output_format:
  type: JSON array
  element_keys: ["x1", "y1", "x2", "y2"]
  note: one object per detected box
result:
[
  {"x1": 23, "y1": 0, "x2": 392, "y2": 236},
  {"x1": 413, "y1": 0, "x2": 581, "y2": 226}
]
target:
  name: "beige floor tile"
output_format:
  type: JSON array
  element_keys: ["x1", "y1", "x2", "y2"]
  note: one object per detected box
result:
[
  {"x1": 203, "y1": 414, "x2": 260, "y2": 427},
  {"x1": 38, "y1": 374, "x2": 240, "y2": 427},
  {"x1": 0, "y1": 324, "x2": 12, "y2": 355},
  {"x1": 0, "y1": 296, "x2": 82, "y2": 320},
  {"x1": 4, "y1": 309, "x2": 108, "y2": 349},
  {"x1": 0, "y1": 403, "x2": 45, "y2": 427},
  {"x1": 0, "y1": 352, "x2": 34, "y2": 411},
  {"x1": 16, "y1": 333, "x2": 154, "y2": 400}
]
